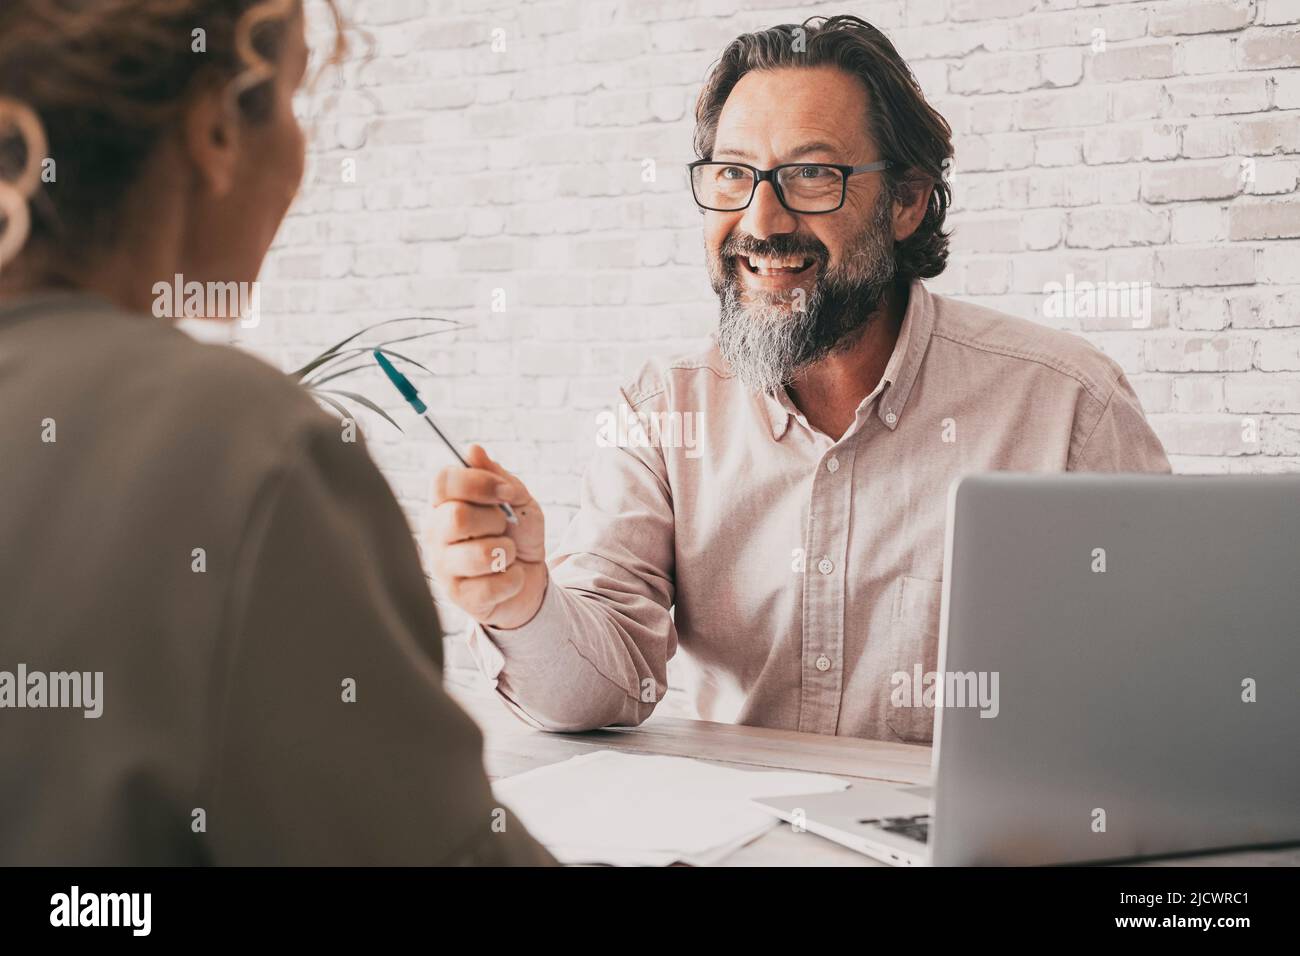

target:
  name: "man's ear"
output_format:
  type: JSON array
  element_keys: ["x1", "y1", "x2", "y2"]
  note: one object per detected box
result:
[
  {"x1": 891, "y1": 172, "x2": 933, "y2": 243},
  {"x1": 182, "y1": 83, "x2": 241, "y2": 198}
]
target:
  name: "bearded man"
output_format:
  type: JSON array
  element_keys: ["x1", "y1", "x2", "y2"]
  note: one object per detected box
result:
[{"x1": 429, "y1": 15, "x2": 1170, "y2": 742}]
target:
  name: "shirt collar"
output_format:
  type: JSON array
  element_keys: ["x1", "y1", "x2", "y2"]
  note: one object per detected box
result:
[{"x1": 762, "y1": 278, "x2": 936, "y2": 441}]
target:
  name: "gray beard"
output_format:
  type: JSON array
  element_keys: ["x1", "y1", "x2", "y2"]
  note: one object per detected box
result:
[{"x1": 714, "y1": 195, "x2": 897, "y2": 395}]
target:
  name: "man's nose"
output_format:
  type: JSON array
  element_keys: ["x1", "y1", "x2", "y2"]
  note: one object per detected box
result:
[{"x1": 738, "y1": 179, "x2": 798, "y2": 241}]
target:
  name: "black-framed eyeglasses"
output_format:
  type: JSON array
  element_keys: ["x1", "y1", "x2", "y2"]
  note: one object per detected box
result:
[{"x1": 688, "y1": 160, "x2": 892, "y2": 214}]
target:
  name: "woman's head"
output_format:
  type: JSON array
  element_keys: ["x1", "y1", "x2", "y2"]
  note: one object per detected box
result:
[{"x1": 0, "y1": 0, "x2": 344, "y2": 312}]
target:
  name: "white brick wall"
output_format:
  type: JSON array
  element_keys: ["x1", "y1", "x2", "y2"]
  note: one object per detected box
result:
[{"x1": 231, "y1": 0, "x2": 1300, "y2": 645}]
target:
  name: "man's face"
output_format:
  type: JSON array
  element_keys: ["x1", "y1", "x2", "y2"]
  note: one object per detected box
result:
[{"x1": 703, "y1": 65, "x2": 898, "y2": 393}]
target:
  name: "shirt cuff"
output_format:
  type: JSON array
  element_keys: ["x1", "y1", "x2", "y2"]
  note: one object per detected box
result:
[
  {"x1": 462, "y1": 572, "x2": 567, "y2": 685},
  {"x1": 464, "y1": 619, "x2": 506, "y2": 686}
]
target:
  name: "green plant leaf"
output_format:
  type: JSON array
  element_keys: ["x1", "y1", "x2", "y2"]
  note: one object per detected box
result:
[
  {"x1": 303, "y1": 349, "x2": 436, "y2": 388},
  {"x1": 316, "y1": 388, "x2": 404, "y2": 433},
  {"x1": 293, "y1": 349, "x2": 350, "y2": 382},
  {"x1": 289, "y1": 316, "x2": 462, "y2": 378},
  {"x1": 312, "y1": 391, "x2": 356, "y2": 423},
  {"x1": 294, "y1": 329, "x2": 459, "y2": 383},
  {"x1": 305, "y1": 315, "x2": 441, "y2": 367},
  {"x1": 367, "y1": 324, "x2": 465, "y2": 351},
  {"x1": 303, "y1": 362, "x2": 372, "y2": 388},
  {"x1": 374, "y1": 347, "x2": 436, "y2": 378}
]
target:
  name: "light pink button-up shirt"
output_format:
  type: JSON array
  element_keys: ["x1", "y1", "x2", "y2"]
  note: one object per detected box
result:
[{"x1": 467, "y1": 280, "x2": 1170, "y2": 741}]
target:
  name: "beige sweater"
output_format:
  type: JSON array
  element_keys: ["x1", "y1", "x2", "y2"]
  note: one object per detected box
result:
[{"x1": 0, "y1": 292, "x2": 552, "y2": 865}]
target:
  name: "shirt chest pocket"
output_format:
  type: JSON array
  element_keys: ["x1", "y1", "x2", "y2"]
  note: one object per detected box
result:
[{"x1": 886, "y1": 575, "x2": 944, "y2": 744}]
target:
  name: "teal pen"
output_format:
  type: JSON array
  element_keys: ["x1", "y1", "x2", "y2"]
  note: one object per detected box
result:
[{"x1": 373, "y1": 350, "x2": 518, "y2": 525}]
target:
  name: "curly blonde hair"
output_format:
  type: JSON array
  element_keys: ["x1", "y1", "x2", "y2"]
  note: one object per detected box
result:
[{"x1": 0, "y1": 0, "x2": 346, "y2": 272}]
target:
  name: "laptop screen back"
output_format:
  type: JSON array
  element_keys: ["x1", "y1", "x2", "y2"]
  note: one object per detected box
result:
[{"x1": 928, "y1": 474, "x2": 1300, "y2": 866}]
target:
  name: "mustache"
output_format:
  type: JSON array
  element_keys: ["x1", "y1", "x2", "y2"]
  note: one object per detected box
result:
[{"x1": 720, "y1": 233, "x2": 829, "y2": 265}]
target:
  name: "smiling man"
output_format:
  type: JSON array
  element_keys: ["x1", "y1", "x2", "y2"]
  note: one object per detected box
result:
[{"x1": 431, "y1": 15, "x2": 1170, "y2": 742}]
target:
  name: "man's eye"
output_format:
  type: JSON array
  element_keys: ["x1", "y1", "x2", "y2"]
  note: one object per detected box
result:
[
  {"x1": 797, "y1": 165, "x2": 829, "y2": 178},
  {"x1": 719, "y1": 166, "x2": 747, "y2": 180}
]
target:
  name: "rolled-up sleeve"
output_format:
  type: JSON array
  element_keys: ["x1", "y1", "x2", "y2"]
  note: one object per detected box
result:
[{"x1": 466, "y1": 388, "x2": 679, "y2": 732}]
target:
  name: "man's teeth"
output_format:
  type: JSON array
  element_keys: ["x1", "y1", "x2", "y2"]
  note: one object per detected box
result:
[{"x1": 745, "y1": 255, "x2": 812, "y2": 275}]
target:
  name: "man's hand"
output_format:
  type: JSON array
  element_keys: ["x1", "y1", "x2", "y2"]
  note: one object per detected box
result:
[{"x1": 429, "y1": 445, "x2": 547, "y2": 630}]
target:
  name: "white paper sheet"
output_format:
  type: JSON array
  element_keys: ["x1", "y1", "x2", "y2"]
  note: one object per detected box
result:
[{"x1": 492, "y1": 750, "x2": 849, "y2": 866}]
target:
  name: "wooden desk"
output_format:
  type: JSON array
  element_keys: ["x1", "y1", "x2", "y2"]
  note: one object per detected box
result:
[{"x1": 446, "y1": 668, "x2": 1300, "y2": 868}]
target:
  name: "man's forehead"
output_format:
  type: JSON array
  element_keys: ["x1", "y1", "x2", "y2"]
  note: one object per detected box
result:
[{"x1": 712, "y1": 66, "x2": 872, "y2": 160}]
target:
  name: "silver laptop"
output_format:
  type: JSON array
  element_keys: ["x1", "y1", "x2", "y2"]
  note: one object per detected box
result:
[{"x1": 755, "y1": 474, "x2": 1300, "y2": 866}]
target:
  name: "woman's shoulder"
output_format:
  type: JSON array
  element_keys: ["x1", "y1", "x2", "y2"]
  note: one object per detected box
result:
[{"x1": 6, "y1": 293, "x2": 346, "y2": 468}]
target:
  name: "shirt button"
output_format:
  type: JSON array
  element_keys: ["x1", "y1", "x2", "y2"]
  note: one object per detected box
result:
[
  {"x1": 826, "y1": 457, "x2": 840, "y2": 473},
  {"x1": 818, "y1": 557, "x2": 834, "y2": 575},
  {"x1": 815, "y1": 655, "x2": 832, "y2": 672},
  {"x1": 885, "y1": 410, "x2": 898, "y2": 425}
]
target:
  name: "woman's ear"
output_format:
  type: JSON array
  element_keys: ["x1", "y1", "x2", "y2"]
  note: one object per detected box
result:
[{"x1": 182, "y1": 83, "x2": 241, "y2": 198}]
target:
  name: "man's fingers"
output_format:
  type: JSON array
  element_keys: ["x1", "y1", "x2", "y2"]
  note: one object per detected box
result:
[
  {"x1": 432, "y1": 465, "x2": 513, "y2": 507},
  {"x1": 436, "y1": 536, "x2": 517, "y2": 577},
  {"x1": 448, "y1": 563, "x2": 527, "y2": 613},
  {"x1": 465, "y1": 445, "x2": 531, "y2": 505},
  {"x1": 431, "y1": 500, "x2": 508, "y2": 544},
  {"x1": 465, "y1": 444, "x2": 493, "y2": 470}
]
